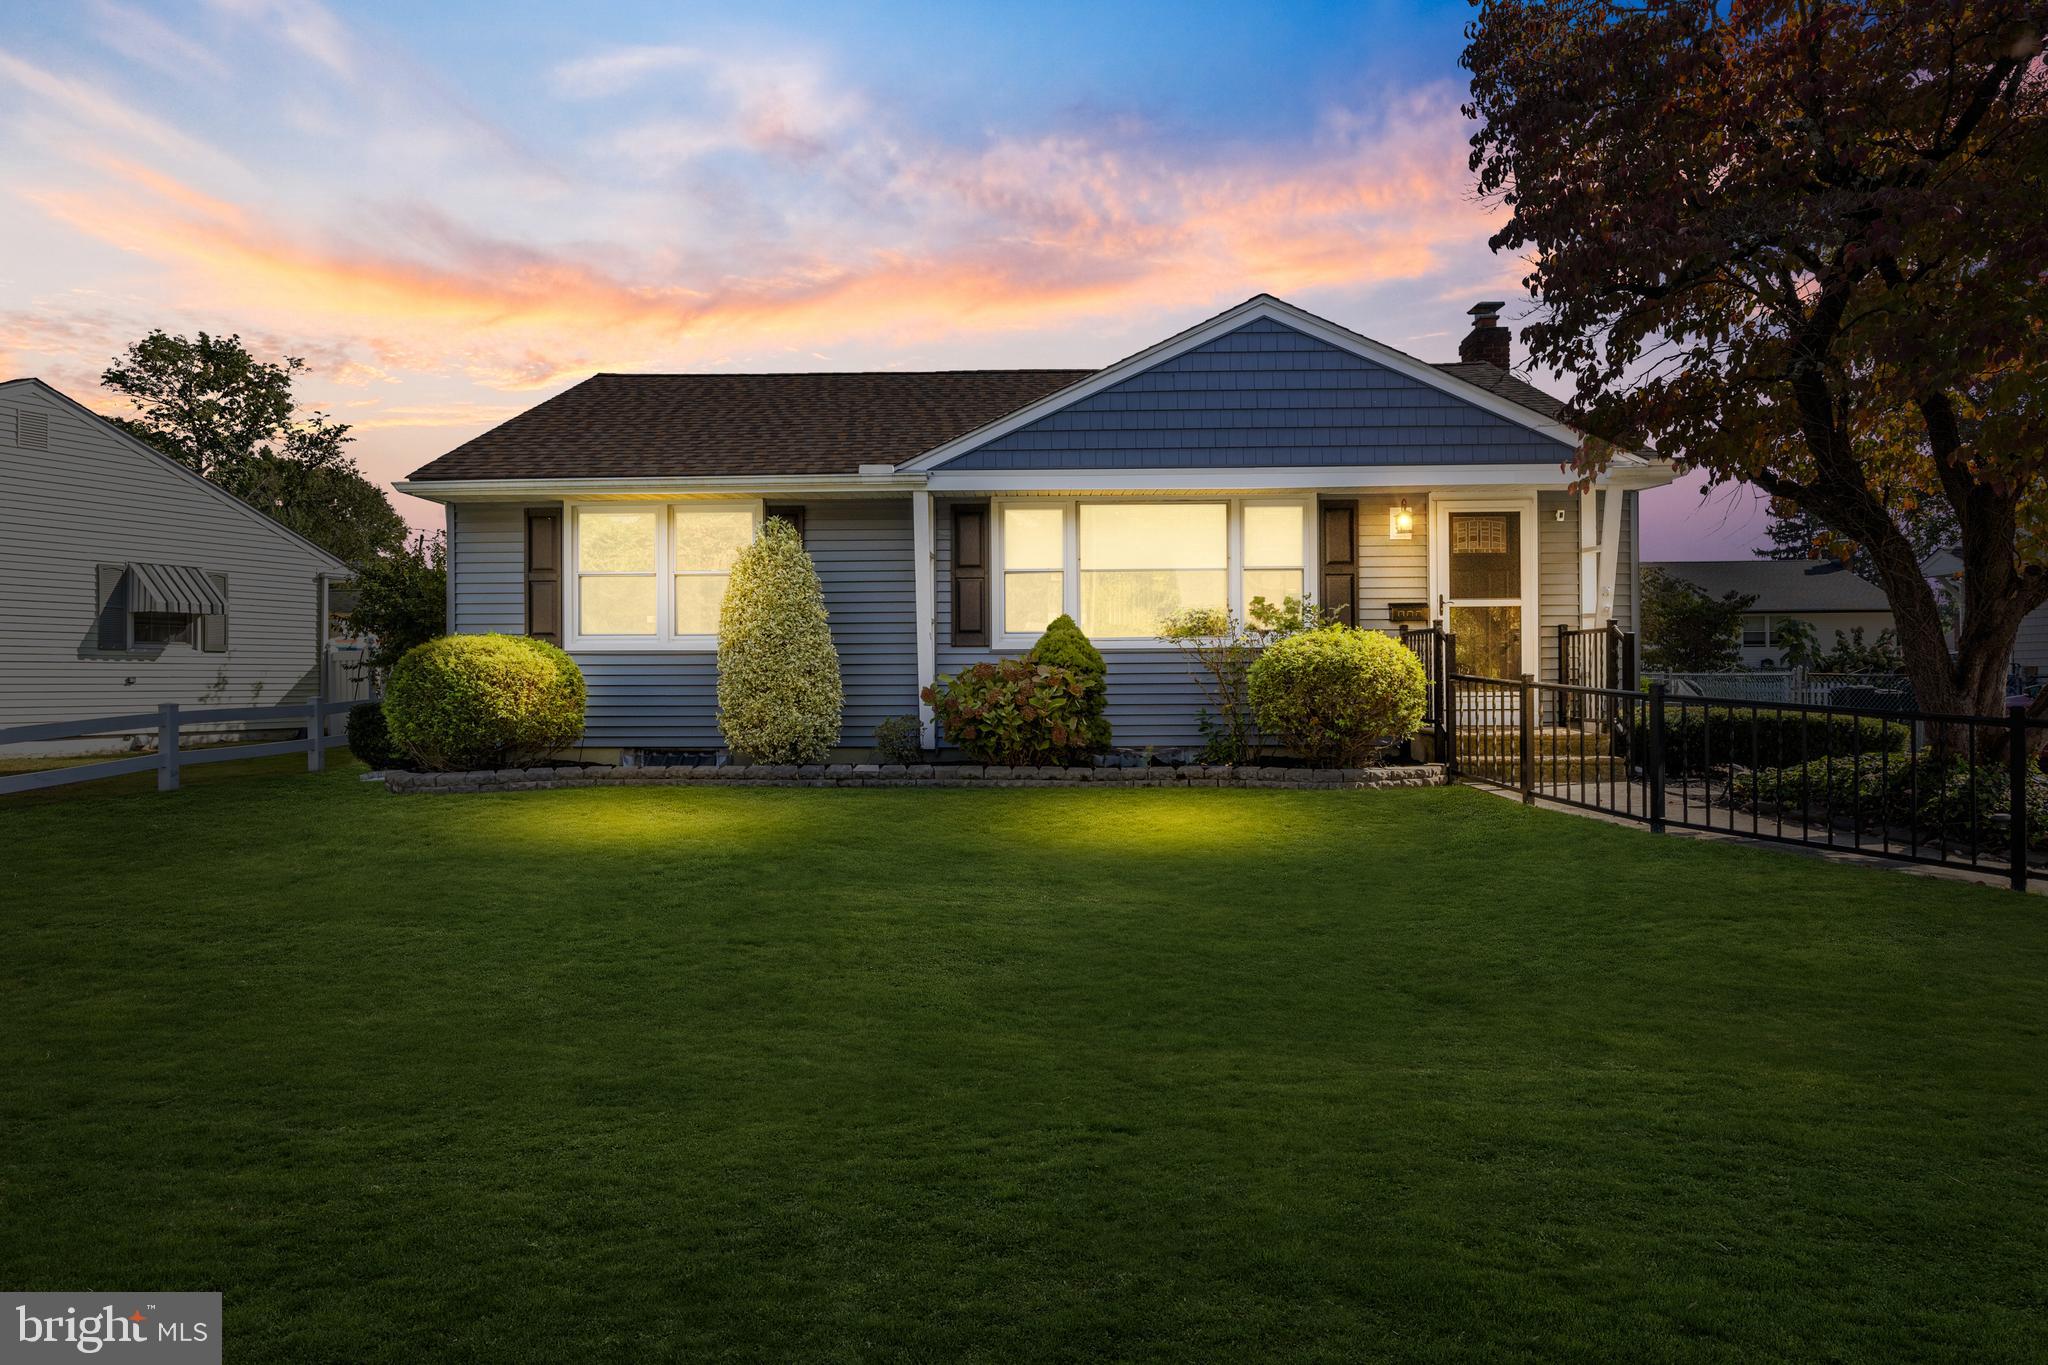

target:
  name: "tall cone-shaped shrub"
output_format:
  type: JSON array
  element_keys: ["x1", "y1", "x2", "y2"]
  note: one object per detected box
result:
[{"x1": 717, "y1": 517, "x2": 842, "y2": 762}]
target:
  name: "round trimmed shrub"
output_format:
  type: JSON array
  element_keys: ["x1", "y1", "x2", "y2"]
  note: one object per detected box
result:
[
  {"x1": 1247, "y1": 625, "x2": 1426, "y2": 767},
  {"x1": 383, "y1": 633, "x2": 586, "y2": 771},
  {"x1": 1026, "y1": 614, "x2": 1112, "y2": 754},
  {"x1": 345, "y1": 700, "x2": 405, "y2": 771},
  {"x1": 717, "y1": 518, "x2": 843, "y2": 763}
]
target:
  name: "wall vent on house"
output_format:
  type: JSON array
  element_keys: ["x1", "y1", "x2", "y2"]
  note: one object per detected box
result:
[{"x1": 15, "y1": 410, "x2": 49, "y2": 450}]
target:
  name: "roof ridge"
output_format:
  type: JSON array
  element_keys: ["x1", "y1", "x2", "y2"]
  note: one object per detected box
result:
[{"x1": 586, "y1": 367, "x2": 1096, "y2": 379}]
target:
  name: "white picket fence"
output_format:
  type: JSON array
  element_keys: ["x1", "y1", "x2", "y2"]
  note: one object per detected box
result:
[
  {"x1": 1652, "y1": 670, "x2": 1915, "y2": 712},
  {"x1": 0, "y1": 699, "x2": 367, "y2": 797}
]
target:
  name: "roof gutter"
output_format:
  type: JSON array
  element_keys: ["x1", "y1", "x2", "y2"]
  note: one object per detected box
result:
[{"x1": 393, "y1": 471, "x2": 930, "y2": 502}]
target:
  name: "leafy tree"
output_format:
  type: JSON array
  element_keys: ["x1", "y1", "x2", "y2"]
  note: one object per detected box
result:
[
  {"x1": 102, "y1": 330, "x2": 404, "y2": 565},
  {"x1": 350, "y1": 531, "x2": 448, "y2": 673},
  {"x1": 1464, "y1": 2, "x2": 2048, "y2": 722},
  {"x1": 1770, "y1": 618, "x2": 1823, "y2": 670},
  {"x1": 1641, "y1": 569, "x2": 1753, "y2": 673},
  {"x1": 1758, "y1": 497, "x2": 1957, "y2": 585},
  {"x1": 236, "y1": 456, "x2": 408, "y2": 567}
]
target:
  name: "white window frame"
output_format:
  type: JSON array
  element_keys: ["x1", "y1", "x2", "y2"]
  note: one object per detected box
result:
[
  {"x1": 990, "y1": 496, "x2": 1316, "y2": 649},
  {"x1": 1742, "y1": 613, "x2": 1772, "y2": 649},
  {"x1": 565, "y1": 498, "x2": 764, "y2": 652}
]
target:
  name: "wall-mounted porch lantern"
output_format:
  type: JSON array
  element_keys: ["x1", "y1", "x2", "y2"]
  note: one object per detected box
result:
[{"x1": 1388, "y1": 499, "x2": 1415, "y2": 540}]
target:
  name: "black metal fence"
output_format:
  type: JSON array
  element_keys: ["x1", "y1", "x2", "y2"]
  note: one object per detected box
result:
[
  {"x1": 1555, "y1": 623, "x2": 1636, "y2": 726},
  {"x1": 1444, "y1": 671, "x2": 2045, "y2": 892},
  {"x1": 1399, "y1": 623, "x2": 1455, "y2": 764}
]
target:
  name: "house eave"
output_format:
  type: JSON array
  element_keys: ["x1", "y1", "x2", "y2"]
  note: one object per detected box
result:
[{"x1": 393, "y1": 472, "x2": 930, "y2": 502}]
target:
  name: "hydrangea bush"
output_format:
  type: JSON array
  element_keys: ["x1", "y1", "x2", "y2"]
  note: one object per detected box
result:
[
  {"x1": 716, "y1": 518, "x2": 843, "y2": 763},
  {"x1": 383, "y1": 633, "x2": 586, "y2": 770},
  {"x1": 923, "y1": 659, "x2": 1099, "y2": 766}
]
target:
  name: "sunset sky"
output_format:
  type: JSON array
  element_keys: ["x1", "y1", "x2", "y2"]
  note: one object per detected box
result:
[{"x1": 0, "y1": 0, "x2": 1767, "y2": 555}]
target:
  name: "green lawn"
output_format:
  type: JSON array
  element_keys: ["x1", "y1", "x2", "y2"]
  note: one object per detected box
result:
[{"x1": 3, "y1": 767, "x2": 2044, "y2": 1362}]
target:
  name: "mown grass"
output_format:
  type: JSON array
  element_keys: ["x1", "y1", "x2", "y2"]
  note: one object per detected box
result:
[{"x1": 2, "y1": 766, "x2": 2044, "y2": 1361}]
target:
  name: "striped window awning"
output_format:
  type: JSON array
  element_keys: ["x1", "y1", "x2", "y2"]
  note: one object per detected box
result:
[{"x1": 127, "y1": 562, "x2": 226, "y2": 616}]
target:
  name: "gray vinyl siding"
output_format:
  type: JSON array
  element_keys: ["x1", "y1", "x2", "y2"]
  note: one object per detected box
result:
[
  {"x1": 933, "y1": 497, "x2": 1213, "y2": 748},
  {"x1": 938, "y1": 317, "x2": 1574, "y2": 471},
  {"x1": 0, "y1": 382, "x2": 339, "y2": 732},
  {"x1": 448, "y1": 497, "x2": 917, "y2": 750},
  {"x1": 1353, "y1": 494, "x2": 1427, "y2": 633}
]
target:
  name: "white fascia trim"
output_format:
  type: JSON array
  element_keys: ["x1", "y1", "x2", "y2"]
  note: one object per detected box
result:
[
  {"x1": 394, "y1": 473, "x2": 927, "y2": 502},
  {"x1": 926, "y1": 463, "x2": 1593, "y2": 493},
  {"x1": 899, "y1": 295, "x2": 1587, "y2": 472}
]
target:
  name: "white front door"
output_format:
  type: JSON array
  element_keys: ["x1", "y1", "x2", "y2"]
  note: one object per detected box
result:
[{"x1": 1429, "y1": 496, "x2": 1540, "y2": 679}]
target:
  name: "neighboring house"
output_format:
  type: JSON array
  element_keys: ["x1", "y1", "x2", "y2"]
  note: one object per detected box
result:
[
  {"x1": 398, "y1": 295, "x2": 1675, "y2": 759},
  {"x1": 0, "y1": 378, "x2": 350, "y2": 753},
  {"x1": 1645, "y1": 558, "x2": 1899, "y2": 669},
  {"x1": 1923, "y1": 552, "x2": 2048, "y2": 690}
]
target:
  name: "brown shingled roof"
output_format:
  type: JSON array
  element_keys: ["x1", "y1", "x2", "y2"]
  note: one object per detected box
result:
[
  {"x1": 1429, "y1": 361, "x2": 1569, "y2": 420},
  {"x1": 406, "y1": 353, "x2": 1574, "y2": 484},
  {"x1": 406, "y1": 369, "x2": 1092, "y2": 481}
]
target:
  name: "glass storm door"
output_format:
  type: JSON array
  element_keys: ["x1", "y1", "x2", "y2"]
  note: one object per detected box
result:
[{"x1": 1442, "y1": 508, "x2": 1525, "y2": 679}]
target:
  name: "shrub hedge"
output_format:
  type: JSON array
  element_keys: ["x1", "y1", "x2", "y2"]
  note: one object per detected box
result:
[
  {"x1": 1658, "y1": 706, "x2": 1909, "y2": 775},
  {"x1": 345, "y1": 700, "x2": 405, "y2": 771},
  {"x1": 923, "y1": 659, "x2": 1100, "y2": 766},
  {"x1": 873, "y1": 715, "x2": 924, "y2": 764},
  {"x1": 1247, "y1": 625, "x2": 1426, "y2": 767},
  {"x1": 1737, "y1": 751, "x2": 2048, "y2": 853},
  {"x1": 1025, "y1": 614, "x2": 1111, "y2": 754},
  {"x1": 383, "y1": 633, "x2": 586, "y2": 771}
]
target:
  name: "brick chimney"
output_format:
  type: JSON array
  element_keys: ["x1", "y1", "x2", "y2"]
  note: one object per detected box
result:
[{"x1": 1458, "y1": 301, "x2": 1510, "y2": 368}]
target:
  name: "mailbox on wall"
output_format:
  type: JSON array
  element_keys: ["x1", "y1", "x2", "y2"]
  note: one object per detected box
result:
[{"x1": 1387, "y1": 602, "x2": 1429, "y2": 624}]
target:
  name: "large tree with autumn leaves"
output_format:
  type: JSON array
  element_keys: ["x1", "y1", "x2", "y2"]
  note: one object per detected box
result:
[{"x1": 1463, "y1": 0, "x2": 2048, "y2": 719}]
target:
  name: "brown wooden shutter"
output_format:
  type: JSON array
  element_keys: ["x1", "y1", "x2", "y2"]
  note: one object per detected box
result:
[
  {"x1": 1319, "y1": 500, "x2": 1357, "y2": 627},
  {"x1": 200, "y1": 572, "x2": 228, "y2": 652},
  {"x1": 95, "y1": 564, "x2": 130, "y2": 651},
  {"x1": 950, "y1": 502, "x2": 989, "y2": 647},
  {"x1": 525, "y1": 510, "x2": 562, "y2": 642},
  {"x1": 765, "y1": 504, "x2": 806, "y2": 544}
]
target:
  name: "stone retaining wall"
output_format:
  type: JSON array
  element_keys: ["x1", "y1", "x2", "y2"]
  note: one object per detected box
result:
[{"x1": 380, "y1": 762, "x2": 1447, "y2": 795}]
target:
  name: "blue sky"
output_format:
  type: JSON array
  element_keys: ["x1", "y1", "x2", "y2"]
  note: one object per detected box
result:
[{"x1": 0, "y1": 0, "x2": 1765, "y2": 552}]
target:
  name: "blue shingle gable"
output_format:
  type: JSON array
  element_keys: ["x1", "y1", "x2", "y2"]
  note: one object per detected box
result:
[{"x1": 934, "y1": 317, "x2": 1574, "y2": 470}]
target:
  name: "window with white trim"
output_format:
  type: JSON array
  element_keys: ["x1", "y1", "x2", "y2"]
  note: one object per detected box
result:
[
  {"x1": 1241, "y1": 503, "x2": 1307, "y2": 615},
  {"x1": 576, "y1": 508, "x2": 659, "y2": 637},
  {"x1": 569, "y1": 501, "x2": 762, "y2": 647},
  {"x1": 672, "y1": 506, "x2": 756, "y2": 636},
  {"x1": 1742, "y1": 613, "x2": 1771, "y2": 649},
  {"x1": 991, "y1": 498, "x2": 1314, "y2": 644},
  {"x1": 1002, "y1": 506, "x2": 1064, "y2": 635}
]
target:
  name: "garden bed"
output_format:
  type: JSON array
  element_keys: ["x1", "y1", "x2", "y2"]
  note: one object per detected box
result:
[{"x1": 380, "y1": 760, "x2": 1448, "y2": 795}]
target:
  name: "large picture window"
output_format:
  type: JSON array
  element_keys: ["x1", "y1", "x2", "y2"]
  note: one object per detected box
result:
[
  {"x1": 989, "y1": 499, "x2": 1313, "y2": 644},
  {"x1": 1079, "y1": 503, "x2": 1227, "y2": 638},
  {"x1": 570, "y1": 501, "x2": 761, "y2": 647}
]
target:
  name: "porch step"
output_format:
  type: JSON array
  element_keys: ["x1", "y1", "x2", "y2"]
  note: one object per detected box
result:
[
  {"x1": 1452, "y1": 726, "x2": 1628, "y2": 757},
  {"x1": 1459, "y1": 754, "x2": 1631, "y2": 782}
]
